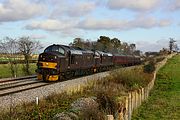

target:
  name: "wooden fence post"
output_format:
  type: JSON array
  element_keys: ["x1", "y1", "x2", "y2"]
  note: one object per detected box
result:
[
  {"x1": 138, "y1": 89, "x2": 141, "y2": 107},
  {"x1": 141, "y1": 88, "x2": 145, "y2": 102},
  {"x1": 107, "y1": 115, "x2": 114, "y2": 120},
  {"x1": 128, "y1": 93, "x2": 132, "y2": 120},
  {"x1": 124, "y1": 96, "x2": 128, "y2": 120},
  {"x1": 131, "y1": 91, "x2": 135, "y2": 111}
]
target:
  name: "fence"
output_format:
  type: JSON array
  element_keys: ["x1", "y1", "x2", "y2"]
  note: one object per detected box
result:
[{"x1": 106, "y1": 54, "x2": 175, "y2": 120}]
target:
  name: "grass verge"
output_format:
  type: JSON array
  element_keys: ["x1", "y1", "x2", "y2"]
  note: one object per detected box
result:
[
  {"x1": 0, "y1": 63, "x2": 36, "y2": 78},
  {"x1": 132, "y1": 55, "x2": 180, "y2": 120},
  {"x1": 0, "y1": 64, "x2": 154, "y2": 119}
]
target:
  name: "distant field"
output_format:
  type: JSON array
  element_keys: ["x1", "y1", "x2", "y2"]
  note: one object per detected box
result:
[
  {"x1": 0, "y1": 54, "x2": 38, "y2": 64},
  {"x1": 0, "y1": 63, "x2": 37, "y2": 78},
  {"x1": 132, "y1": 54, "x2": 180, "y2": 120}
]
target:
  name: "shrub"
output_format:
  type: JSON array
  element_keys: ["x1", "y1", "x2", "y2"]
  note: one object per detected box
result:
[
  {"x1": 96, "y1": 91, "x2": 118, "y2": 116},
  {"x1": 143, "y1": 61, "x2": 155, "y2": 73}
]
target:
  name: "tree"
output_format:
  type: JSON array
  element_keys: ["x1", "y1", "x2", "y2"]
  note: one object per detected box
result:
[
  {"x1": 130, "y1": 44, "x2": 136, "y2": 54},
  {"x1": 70, "y1": 38, "x2": 85, "y2": 48},
  {"x1": 0, "y1": 37, "x2": 18, "y2": 77},
  {"x1": 169, "y1": 38, "x2": 176, "y2": 52},
  {"x1": 110, "y1": 38, "x2": 121, "y2": 54},
  {"x1": 18, "y1": 37, "x2": 43, "y2": 75},
  {"x1": 159, "y1": 48, "x2": 169, "y2": 55},
  {"x1": 174, "y1": 44, "x2": 179, "y2": 52},
  {"x1": 97, "y1": 36, "x2": 111, "y2": 52},
  {"x1": 121, "y1": 42, "x2": 130, "y2": 54},
  {"x1": 70, "y1": 36, "x2": 139, "y2": 55},
  {"x1": 134, "y1": 50, "x2": 142, "y2": 56}
]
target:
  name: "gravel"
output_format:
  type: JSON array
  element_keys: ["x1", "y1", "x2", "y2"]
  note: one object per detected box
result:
[{"x1": 0, "y1": 71, "x2": 109, "y2": 111}]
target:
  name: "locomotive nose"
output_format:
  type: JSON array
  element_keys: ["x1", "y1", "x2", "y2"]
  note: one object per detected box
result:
[{"x1": 36, "y1": 52, "x2": 59, "y2": 81}]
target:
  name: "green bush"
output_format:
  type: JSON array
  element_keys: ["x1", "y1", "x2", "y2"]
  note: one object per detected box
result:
[{"x1": 143, "y1": 61, "x2": 155, "y2": 73}]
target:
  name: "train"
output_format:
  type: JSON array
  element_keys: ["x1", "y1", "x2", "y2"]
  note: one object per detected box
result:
[{"x1": 36, "y1": 44, "x2": 141, "y2": 81}]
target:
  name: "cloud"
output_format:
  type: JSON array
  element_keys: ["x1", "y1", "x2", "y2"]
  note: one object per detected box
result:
[
  {"x1": 0, "y1": 0, "x2": 46, "y2": 22},
  {"x1": 136, "y1": 39, "x2": 169, "y2": 52},
  {"x1": 30, "y1": 34, "x2": 47, "y2": 40},
  {"x1": 131, "y1": 17, "x2": 171, "y2": 28},
  {"x1": 25, "y1": 19, "x2": 77, "y2": 31},
  {"x1": 78, "y1": 18, "x2": 129, "y2": 30},
  {"x1": 25, "y1": 16, "x2": 171, "y2": 36},
  {"x1": 78, "y1": 17, "x2": 171, "y2": 30},
  {"x1": 25, "y1": 19, "x2": 82, "y2": 37},
  {"x1": 50, "y1": 1, "x2": 96, "y2": 18},
  {"x1": 159, "y1": 19, "x2": 171, "y2": 26},
  {"x1": 168, "y1": 0, "x2": 180, "y2": 11},
  {"x1": 107, "y1": 0, "x2": 161, "y2": 11}
]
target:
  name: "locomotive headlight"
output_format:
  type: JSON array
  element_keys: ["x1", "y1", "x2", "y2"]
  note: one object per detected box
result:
[
  {"x1": 54, "y1": 56, "x2": 57, "y2": 59},
  {"x1": 45, "y1": 62, "x2": 49, "y2": 66}
]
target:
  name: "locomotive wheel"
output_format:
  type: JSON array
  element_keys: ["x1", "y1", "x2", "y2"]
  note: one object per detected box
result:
[
  {"x1": 64, "y1": 71, "x2": 75, "y2": 79},
  {"x1": 42, "y1": 75, "x2": 48, "y2": 82}
]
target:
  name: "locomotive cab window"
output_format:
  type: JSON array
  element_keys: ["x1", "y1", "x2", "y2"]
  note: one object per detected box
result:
[{"x1": 44, "y1": 46, "x2": 65, "y2": 56}]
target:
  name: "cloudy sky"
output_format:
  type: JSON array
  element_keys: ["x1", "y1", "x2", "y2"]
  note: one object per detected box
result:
[{"x1": 0, "y1": 0, "x2": 180, "y2": 52}]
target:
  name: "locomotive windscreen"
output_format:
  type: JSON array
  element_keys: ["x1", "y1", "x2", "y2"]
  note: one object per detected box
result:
[{"x1": 44, "y1": 45, "x2": 65, "y2": 56}]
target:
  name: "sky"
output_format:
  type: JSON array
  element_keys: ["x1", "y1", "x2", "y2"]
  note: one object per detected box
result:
[{"x1": 0, "y1": 0, "x2": 180, "y2": 52}]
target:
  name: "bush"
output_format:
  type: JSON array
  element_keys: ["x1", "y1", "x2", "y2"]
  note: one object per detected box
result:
[
  {"x1": 143, "y1": 61, "x2": 155, "y2": 73},
  {"x1": 96, "y1": 91, "x2": 118, "y2": 116}
]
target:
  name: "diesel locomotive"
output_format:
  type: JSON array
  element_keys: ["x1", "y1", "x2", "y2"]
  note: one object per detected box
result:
[{"x1": 36, "y1": 44, "x2": 140, "y2": 81}]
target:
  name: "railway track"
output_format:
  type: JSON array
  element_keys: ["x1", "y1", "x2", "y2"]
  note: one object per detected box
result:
[
  {"x1": 0, "y1": 75, "x2": 37, "y2": 83},
  {"x1": 0, "y1": 75, "x2": 52, "y2": 97},
  {"x1": 0, "y1": 65, "x2": 139, "y2": 97}
]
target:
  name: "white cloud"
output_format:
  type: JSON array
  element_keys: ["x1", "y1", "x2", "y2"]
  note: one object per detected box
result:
[
  {"x1": 78, "y1": 18, "x2": 129, "y2": 30},
  {"x1": 169, "y1": 0, "x2": 180, "y2": 11},
  {"x1": 25, "y1": 16, "x2": 171, "y2": 35},
  {"x1": 26, "y1": 19, "x2": 77, "y2": 31},
  {"x1": 25, "y1": 19, "x2": 82, "y2": 36},
  {"x1": 159, "y1": 19, "x2": 171, "y2": 27},
  {"x1": 136, "y1": 39, "x2": 169, "y2": 52},
  {"x1": 78, "y1": 17, "x2": 171, "y2": 30},
  {"x1": 0, "y1": 0, "x2": 46, "y2": 22},
  {"x1": 67, "y1": 2, "x2": 96, "y2": 16},
  {"x1": 50, "y1": 1, "x2": 96, "y2": 18},
  {"x1": 131, "y1": 17, "x2": 171, "y2": 28},
  {"x1": 107, "y1": 0, "x2": 161, "y2": 11},
  {"x1": 30, "y1": 34, "x2": 47, "y2": 40}
]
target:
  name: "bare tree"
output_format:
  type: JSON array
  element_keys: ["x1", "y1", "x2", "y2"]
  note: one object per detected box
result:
[
  {"x1": 169, "y1": 38, "x2": 176, "y2": 52},
  {"x1": 130, "y1": 44, "x2": 136, "y2": 54},
  {"x1": 174, "y1": 44, "x2": 179, "y2": 51},
  {"x1": 0, "y1": 37, "x2": 18, "y2": 77},
  {"x1": 18, "y1": 37, "x2": 43, "y2": 75}
]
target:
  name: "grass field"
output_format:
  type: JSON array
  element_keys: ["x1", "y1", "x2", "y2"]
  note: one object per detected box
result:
[
  {"x1": 132, "y1": 54, "x2": 180, "y2": 120},
  {"x1": 0, "y1": 63, "x2": 37, "y2": 78}
]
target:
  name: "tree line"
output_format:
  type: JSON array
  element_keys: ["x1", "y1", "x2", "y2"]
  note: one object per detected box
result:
[
  {"x1": 69, "y1": 36, "x2": 141, "y2": 56},
  {"x1": 0, "y1": 36, "x2": 42, "y2": 77}
]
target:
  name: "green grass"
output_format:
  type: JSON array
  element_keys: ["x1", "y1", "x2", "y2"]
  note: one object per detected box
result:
[
  {"x1": 0, "y1": 63, "x2": 37, "y2": 78},
  {"x1": 132, "y1": 54, "x2": 180, "y2": 120}
]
